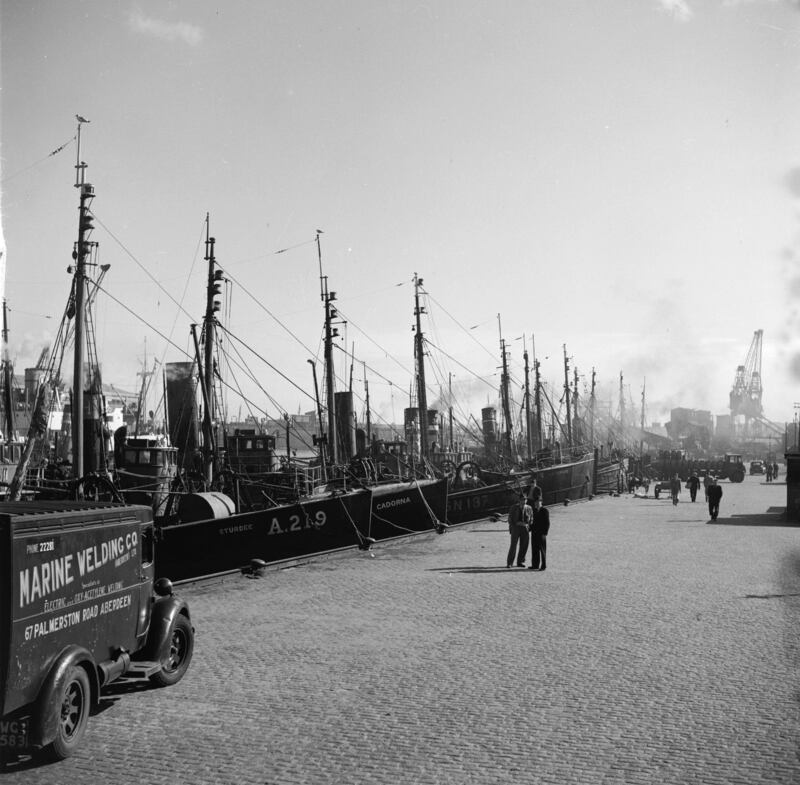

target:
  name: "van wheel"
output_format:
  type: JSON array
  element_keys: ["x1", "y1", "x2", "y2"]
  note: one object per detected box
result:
[
  {"x1": 48, "y1": 666, "x2": 91, "y2": 760},
  {"x1": 150, "y1": 615, "x2": 194, "y2": 687}
]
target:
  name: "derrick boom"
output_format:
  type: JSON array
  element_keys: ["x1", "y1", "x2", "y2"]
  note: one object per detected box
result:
[{"x1": 729, "y1": 330, "x2": 764, "y2": 430}]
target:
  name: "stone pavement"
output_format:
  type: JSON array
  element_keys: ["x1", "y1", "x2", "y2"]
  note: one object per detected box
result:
[{"x1": 2, "y1": 477, "x2": 799, "y2": 784}]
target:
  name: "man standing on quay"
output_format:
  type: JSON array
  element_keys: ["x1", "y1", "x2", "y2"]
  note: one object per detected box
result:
[
  {"x1": 507, "y1": 493, "x2": 531, "y2": 568},
  {"x1": 529, "y1": 498, "x2": 550, "y2": 571}
]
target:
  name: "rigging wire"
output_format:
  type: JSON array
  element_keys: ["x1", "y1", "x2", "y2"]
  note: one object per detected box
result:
[
  {"x1": 331, "y1": 305, "x2": 414, "y2": 380},
  {"x1": 422, "y1": 340, "x2": 483, "y2": 435},
  {"x1": 215, "y1": 341, "x2": 263, "y2": 426},
  {"x1": 218, "y1": 266, "x2": 319, "y2": 360},
  {"x1": 423, "y1": 338, "x2": 497, "y2": 391},
  {"x1": 0, "y1": 135, "x2": 75, "y2": 185},
  {"x1": 215, "y1": 322, "x2": 316, "y2": 405},
  {"x1": 95, "y1": 272, "x2": 407, "y2": 440},
  {"x1": 94, "y1": 282, "x2": 193, "y2": 361},
  {"x1": 89, "y1": 218, "x2": 515, "y2": 445},
  {"x1": 159, "y1": 217, "x2": 207, "y2": 371},
  {"x1": 90, "y1": 211, "x2": 198, "y2": 325},
  {"x1": 274, "y1": 238, "x2": 318, "y2": 255},
  {"x1": 211, "y1": 268, "x2": 415, "y2": 417},
  {"x1": 424, "y1": 291, "x2": 497, "y2": 363},
  {"x1": 216, "y1": 325, "x2": 293, "y2": 419}
]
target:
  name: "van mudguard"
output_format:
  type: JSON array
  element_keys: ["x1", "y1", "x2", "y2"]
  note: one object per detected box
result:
[
  {"x1": 32, "y1": 645, "x2": 98, "y2": 748},
  {"x1": 134, "y1": 596, "x2": 191, "y2": 663}
]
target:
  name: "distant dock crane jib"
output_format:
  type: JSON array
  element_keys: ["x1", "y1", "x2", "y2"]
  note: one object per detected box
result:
[{"x1": 729, "y1": 329, "x2": 763, "y2": 421}]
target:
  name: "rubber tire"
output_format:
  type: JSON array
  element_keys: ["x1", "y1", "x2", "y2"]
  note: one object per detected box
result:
[
  {"x1": 150, "y1": 614, "x2": 194, "y2": 687},
  {"x1": 48, "y1": 665, "x2": 91, "y2": 761}
]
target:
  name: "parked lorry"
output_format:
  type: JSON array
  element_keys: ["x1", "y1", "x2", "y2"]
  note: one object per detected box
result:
[
  {"x1": 0, "y1": 502, "x2": 193, "y2": 760},
  {"x1": 649, "y1": 451, "x2": 746, "y2": 497},
  {"x1": 706, "y1": 453, "x2": 746, "y2": 483}
]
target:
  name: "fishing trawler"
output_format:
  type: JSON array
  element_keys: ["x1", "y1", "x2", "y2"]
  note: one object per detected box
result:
[
  {"x1": 2, "y1": 120, "x2": 388, "y2": 579},
  {"x1": 7, "y1": 117, "x2": 632, "y2": 580},
  {"x1": 408, "y1": 277, "x2": 610, "y2": 523},
  {"x1": 111, "y1": 220, "x2": 449, "y2": 579}
]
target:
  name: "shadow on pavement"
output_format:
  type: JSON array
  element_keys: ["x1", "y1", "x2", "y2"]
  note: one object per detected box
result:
[
  {"x1": 0, "y1": 677, "x2": 160, "y2": 771},
  {"x1": 706, "y1": 511, "x2": 797, "y2": 527},
  {"x1": 0, "y1": 751, "x2": 43, "y2": 774},
  {"x1": 427, "y1": 566, "x2": 536, "y2": 573}
]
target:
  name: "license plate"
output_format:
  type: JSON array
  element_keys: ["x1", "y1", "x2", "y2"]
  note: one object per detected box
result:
[{"x1": 0, "y1": 717, "x2": 29, "y2": 749}]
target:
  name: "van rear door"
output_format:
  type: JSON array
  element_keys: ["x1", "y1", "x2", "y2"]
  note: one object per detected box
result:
[{"x1": 5, "y1": 505, "x2": 153, "y2": 716}]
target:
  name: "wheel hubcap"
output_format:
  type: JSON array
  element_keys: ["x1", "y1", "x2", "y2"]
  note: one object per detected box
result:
[
  {"x1": 166, "y1": 629, "x2": 186, "y2": 672},
  {"x1": 61, "y1": 682, "x2": 84, "y2": 737}
]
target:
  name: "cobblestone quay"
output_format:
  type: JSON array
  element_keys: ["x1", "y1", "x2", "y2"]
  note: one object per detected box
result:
[{"x1": 3, "y1": 477, "x2": 799, "y2": 784}]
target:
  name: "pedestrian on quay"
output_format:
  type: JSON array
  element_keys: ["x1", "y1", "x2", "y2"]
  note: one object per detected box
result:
[
  {"x1": 766, "y1": 463, "x2": 773, "y2": 483},
  {"x1": 527, "y1": 475, "x2": 542, "y2": 505},
  {"x1": 528, "y1": 498, "x2": 550, "y2": 571},
  {"x1": 707, "y1": 476, "x2": 723, "y2": 520},
  {"x1": 703, "y1": 472, "x2": 712, "y2": 501},
  {"x1": 507, "y1": 493, "x2": 531, "y2": 568},
  {"x1": 687, "y1": 472, "x2": 700, "y2": 502},
  {"x1": 773, "y1": 462, "x2": 779, "y2": 480},
  {"x1": 670, "y1": 473, "x2": 682, "y2": 505}
]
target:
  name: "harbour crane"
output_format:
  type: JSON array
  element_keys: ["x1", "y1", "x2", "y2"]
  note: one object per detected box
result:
[
  {"x1": 729, "y1": 330, "x2": 763, "y2": 432},
  {"x1": 34, "y1": 345, "x2": 49, "y2": 370}
]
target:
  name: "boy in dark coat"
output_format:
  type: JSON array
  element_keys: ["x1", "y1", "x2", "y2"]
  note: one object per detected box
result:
[
  {"x1": 707, "y1": 477, "x2": 723, "y2": 520},
  {"x1": 528, "y1": 498, "x2": 550, "y2": 571}
]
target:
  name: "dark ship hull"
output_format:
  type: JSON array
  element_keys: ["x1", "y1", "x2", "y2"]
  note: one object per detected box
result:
[
  {"x1": 367, "y1": 477, "x2": 448, "y2": 538},
  {"x1": 153, "y1": 478, "x2": 449, "y2": 581},
  {"x1": 446, "y1": 454, "x2": 595, "y2": 524},
  {"x1": 154, "y1": 488, "x2": 373, "y2": 581}
]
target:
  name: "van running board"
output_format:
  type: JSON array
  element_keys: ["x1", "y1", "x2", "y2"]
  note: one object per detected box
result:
[{"x1": 125, "y1": 661, "x2": 162, "y2": 678}]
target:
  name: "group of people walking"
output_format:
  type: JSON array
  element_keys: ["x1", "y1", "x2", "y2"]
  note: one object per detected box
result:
[
  {"x1": 503, "y1": 455, "x2": 770, "y2": 567},
  {"x1": 507, "y1": 482, "x2": 550, "y2": 570},
  {"x1": 505, "y1": 457, "x2": 781, "y2": 565},
  {"x1": 666, "y1": 471, "x2": 723, "y2": 519}
]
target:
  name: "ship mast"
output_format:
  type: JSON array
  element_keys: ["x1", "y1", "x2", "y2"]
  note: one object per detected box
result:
[
  {"x1": 448, "y1": 372, "x2": 454, "y2": 452},
  {"x1": 308, "y1": 359, "x2": 327, "y2": 481},
  {"x1": 318, "y1": 231, "x2": 338, "y2": 466},
  {"x1": 589, "y1": 368, "x2": 596, "y2": 448},
  {"x1": 498, "y1": 316, "x2": 513, "y2": 460},
  {"x1": 523, "y1": 346, "x2": 531, "y2": 461},
  {"x1": 573, "y1": 365, "x2": 580, "y2": 444},
  {"x1": 199, "y1": 214, "x2": 222, "y2": 486},
  {"x1": 72, "y1": 116, "x2": 95, "y2": 478},
  {"x1": 533, "y1": 347, "x2": 543, "y2": 454},
  {"x1": 640, "y1": 379, "x2": 646, "y2": 464},
  {"x1": 2, "y1": 299, "x2": 14, "y2": 440},
  {"x1": 413, "y1": 273, "x2": 429, "y2": 458},
  {"x1": 563, "y1": 345, "x2": 572, "y2": 447},
  {"x1": 134, "y1": 340, "x2": 156, "y2": 437},
  {"x1": 363, "y1": 362, "x2": 372, "y2": 449}
]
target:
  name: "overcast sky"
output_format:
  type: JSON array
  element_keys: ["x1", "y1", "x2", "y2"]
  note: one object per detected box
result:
[{"x1": 2, "y1": 0, "x2": 800, "y2": 432}]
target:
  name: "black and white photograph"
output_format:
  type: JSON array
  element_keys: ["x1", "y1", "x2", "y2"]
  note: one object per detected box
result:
[{"x1": 1, "y1": 1, "x2": 799, "y2": 783}]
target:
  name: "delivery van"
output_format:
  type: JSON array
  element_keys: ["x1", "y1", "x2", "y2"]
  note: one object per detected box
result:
[{"x1": 0, "y1": 501, "x2": 193, "y2": 760}]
